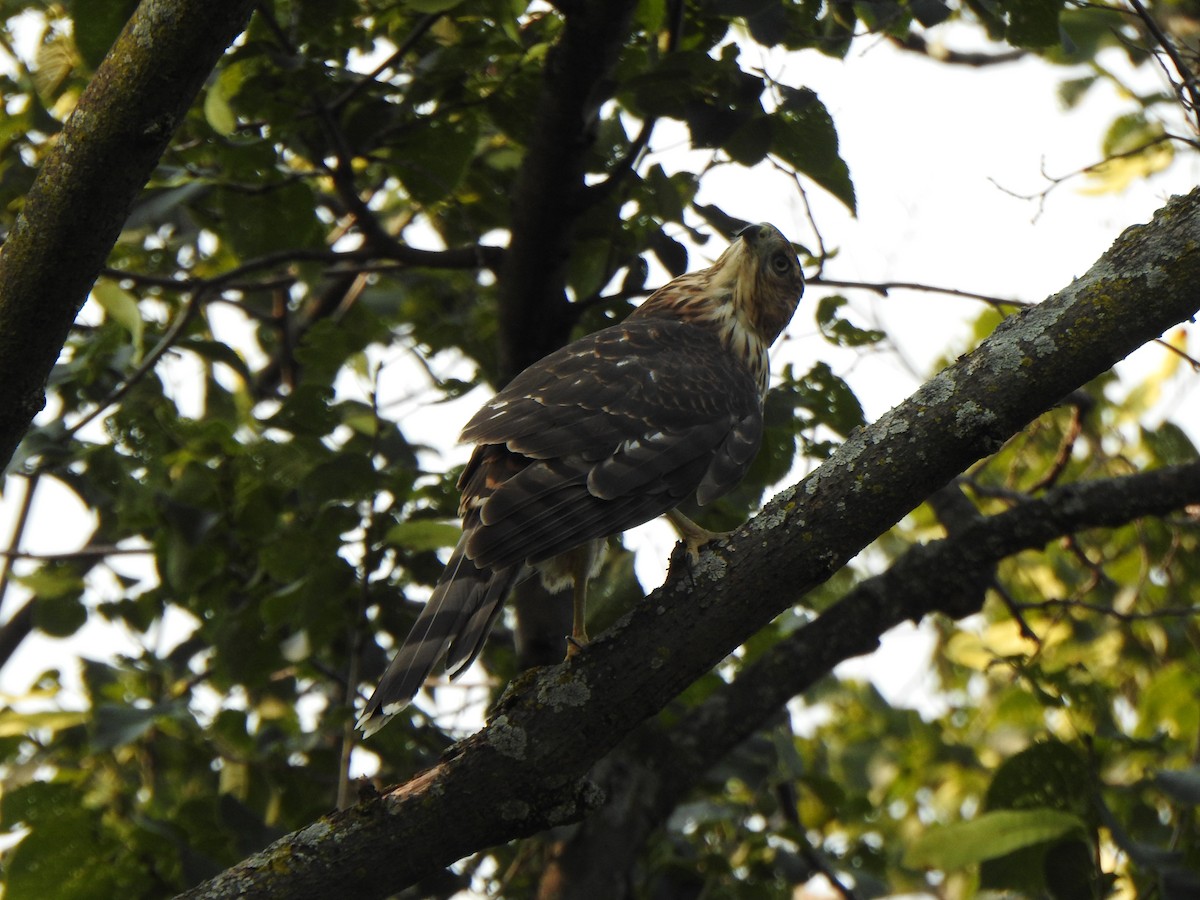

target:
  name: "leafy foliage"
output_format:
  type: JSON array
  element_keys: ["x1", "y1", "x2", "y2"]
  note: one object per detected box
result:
[{"x1": 0, "y1": 1, "x2": 1197, "y2": 898}]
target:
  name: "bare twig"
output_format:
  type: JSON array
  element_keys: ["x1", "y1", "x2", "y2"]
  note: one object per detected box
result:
[
  {"x1": 63, "y1": 289, "x2": 206, "y2": 440},
  {"x1": 1128, "y1": 0, "x2": 1200, "y2": 133},
  {"x1": 808, "y1": 276, "x2": 1026, "y2": 310},
  {"x1": 0, "y1": 472, "x2": 40, "y2": 618},
  {"x1": 328, "y1": 13, "x2": 444, "y2": 112},
  {"x1": 1028, "y1": 397, "x2": 1088, "y2": 493},
  {"x1": 889, "y1": 32, "x2": 1026, "y2": 67},
  {"x1": 1017, "y1": 597, "x2": 1200, "y2": 623},
  {"x1": 989, "y1": 133, "x2": 1197, "y2": 220},
  {"x1": 0, "y1": 544, "x2": 151, "y2": 561}
]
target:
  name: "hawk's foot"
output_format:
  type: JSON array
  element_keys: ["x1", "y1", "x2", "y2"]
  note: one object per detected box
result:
[{"x1": 666, "y1": 509, "x2": 730, "y2": 561}]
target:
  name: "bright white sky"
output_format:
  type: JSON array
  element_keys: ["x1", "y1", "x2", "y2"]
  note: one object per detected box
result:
[{"x1": 1, "y1": 20, "x2": 1197, "y2": 763}]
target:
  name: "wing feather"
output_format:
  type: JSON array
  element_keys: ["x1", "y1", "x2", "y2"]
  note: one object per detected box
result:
[{"x1": 457, "y1": 318, "x2": 762, "y2": 574}]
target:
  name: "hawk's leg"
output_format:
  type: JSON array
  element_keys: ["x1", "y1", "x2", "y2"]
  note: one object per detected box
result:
[
  {"x1": 567, "y1": 570, "x2": 590, "y2": 657},
  {"x1": 536, "y1": 540, "x2": 604, "y2": 659},
  {"x1": 666, "y1": 509, "x2": 730, "y2": 561}
]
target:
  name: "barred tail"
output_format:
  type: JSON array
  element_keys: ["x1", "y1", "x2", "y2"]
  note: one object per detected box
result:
[{"x1": 356, "y1": 536, "x2": 519, "y2": 737}]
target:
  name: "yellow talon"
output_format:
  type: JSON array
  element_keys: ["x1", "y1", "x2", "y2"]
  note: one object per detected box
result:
[{"x1": 665, "y1": 509, "x2": 730, "y2": 561}]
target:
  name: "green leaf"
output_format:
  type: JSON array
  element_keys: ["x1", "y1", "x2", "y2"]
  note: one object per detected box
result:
[
  {"x1": 904, "y1": 808, "x2": 1086, "y2": 870},
  {"x1": 388, "y1": 114, "x2": 481, "y2": 206},
  {"x1": 1049, "y1": 6, "x2": 1126, "y2": 62},
  {"x1": 724, "y1": 115, "x2": 773, "y2": 166},
  {"x1": 0, "y1": 709, "x2": 88, "y2": 738},
  {"x1": 404, "y1": 0, "x2": 464, "y2": 11},
  {"x1": 985, "y1": 740, "x2": 1094, "y2": 818},
  {"x1": 648, "y1": 229, "x2": 688, "y2": 277},
  {"x1": 92, "y1": 279, "x2": 144, "y2": 361},
  {"x1": 770, "y1": 87, "x2": 855, "y2": 213},
  {"x1": 1084, "y1": 113, "x2": 1174, "y2": 193},
  {"x1": 792, "y1": 361, "x2": 867, "y2": 439},
  {"x1": 126, "y1": 180, "x2": 210, "y2": 230},
  {"x1": 1058, "y1": 75, "x2": 1097, "y2": 110},
  {"x1": 1154, "y1": 766, "x2": 1200, "y2": 806},
  {"x1": 1, "y1": 781, "x2": 154, "y2": 899},
  {"x1": 220, "y1": 180, "x2": 323, "y2": 261},
  {"x1": 203, "y1": 85, "x2": 238, "y2": 137},
  {"x1": 26, "y1": 576, "x2": 87, "y2": 638},
  {"x1": 91, "y1": 703, "x2": 164, "y2": 751},
  {"x1": 203, "y1": 59, "x2": 252, "y2": 136},
  {"x1": 1102, "y1": 112, "x2": 1164, "y2": 158},
  {"x1": 1142, "y1": 421, "x2": 1199, "y2": 467},
  {"x1": 815, "y1": 295, "x2": 885, "y2": 347},
  {"x1": 16, "y1": 565, "x2": 86, "y2": 601},
  {"x1": 566, "y1": 238, "x2": 613, "y2": 301},
  {"x1": 908, "y1": 0, "x2": 951, "y2": 28},
  {"x1": 70, "y1": 0, "x2": 140, "y2": 69},
  {"x1": 386, "y1": 519, "x2": 461, "y2": 553},
  {"x1": 1006, "y1": 0, "x2": 1063, "y2": 48}
]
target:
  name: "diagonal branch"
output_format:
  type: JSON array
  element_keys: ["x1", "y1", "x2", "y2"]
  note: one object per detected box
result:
[
  {"x1": 177, "y1": 188, "x2": 1200, "y2": 900},
  {"x1": 0, "y1": 0, "x2": 258, "y2": 471}
]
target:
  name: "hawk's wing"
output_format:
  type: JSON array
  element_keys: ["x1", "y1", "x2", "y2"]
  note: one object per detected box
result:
[{"x1": 458, "y1": 316, "x2": 763, "y2": 571}]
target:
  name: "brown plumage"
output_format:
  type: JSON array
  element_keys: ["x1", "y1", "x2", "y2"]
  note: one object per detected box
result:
[{"x1": 357, "y1": 223, "x2": 804, "y2": 736}]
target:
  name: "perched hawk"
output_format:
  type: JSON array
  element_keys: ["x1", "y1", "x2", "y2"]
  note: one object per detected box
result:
[{"x1": 358, "y1": 223, "x2": 804, "y2": 736}]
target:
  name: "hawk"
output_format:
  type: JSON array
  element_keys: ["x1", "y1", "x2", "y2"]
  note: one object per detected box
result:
[{"x1": 358, "y1": 223, "x2": 804, "y2": 736}]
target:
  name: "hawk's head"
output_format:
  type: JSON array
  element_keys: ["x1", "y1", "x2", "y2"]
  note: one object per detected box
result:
[
  {"x1": 634, "y1": 223, "x2": 804, "y2": 396},
  {"x1": 719, "y1": 222, "x2": 805, "y2": 346}
]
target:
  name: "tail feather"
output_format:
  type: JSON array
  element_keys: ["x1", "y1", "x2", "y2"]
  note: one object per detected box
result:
[
  {"x1": 446, "y1": 566, "x2": 522, "y2": 676},
  {"x1": 356, "y1": 537, "x2": 513, "y2": 737}
]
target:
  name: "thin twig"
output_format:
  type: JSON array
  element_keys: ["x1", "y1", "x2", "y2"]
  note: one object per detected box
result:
[
  {"x1": 888, "y1": 32, "x2": 1026, "y2": 67},
  {"x1": 0, "y1": 544, "x2": 152, "y2": 561},
  {"x1": 1017, "y1": 597, "x2": 1200, "y2": 623},
  {"x1": 1028, "y1": 399, "x2": 1087, "y2": 493},
  {"x1": 328, "y1": 13, "x2": 443, "y2": 112},
  {"x1": 808, "y1": 276, "x2": 1026, "y2": 310},
  {"x1": 989, "y1": 133, "x2": 1197, "y2": 220},
  {"x1": 0, "y1": 472, "x2": 40, "y2": 618},
  {"x1": 994, "y1": 582, "x2": 1040, "y2": 643},
  {"x1": 1128, "y1": 0, "x2": 1200, "y2": 133},
  {"x1": 63, "y1": 288, "x2": 206, "y2": 439}
]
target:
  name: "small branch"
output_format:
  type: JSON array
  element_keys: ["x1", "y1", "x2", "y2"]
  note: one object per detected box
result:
[
  {"x1": 1016, "y1": 598, "x2": 1200, "y2": 622},
  {"x1": 1127, "y1": 0, "x2": 1200, "y2": 133},
  {"x1": 62, "y1": 289, "x2": 206, "y2": 440},
  {"x1": 328, "y1": 13, "x2": 443, "y2": 112},
  {"x1": 0, "y1": 544, "x2": 152, "y2": 561},
  {"x1": 808, "y1": 276, "x2": 1025, "y2": 310},
  {"x1": 0, "y1": 472, "x2": 39, "y2": 618},
  {"x1": 990, "y1": 133, "x2": 1198, "y2": 221},
  {"x1": 1156, "y1": 336, "x2": 1200, "y2": 371},
  {"x1": 1027, "y1": 394, "x2": 1088, "y2": 493},
  {"x1": 0, "y1": 597, "x2": 34, "y2": 672},
  {"x1": 889, "y1": 32, "x2": 1027, "y2": 67},
  {"x1": 774, "y1": 162, "x2": 830, "y2": 274}
]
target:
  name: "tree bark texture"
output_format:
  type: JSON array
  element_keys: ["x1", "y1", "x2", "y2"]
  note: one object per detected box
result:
[
  {"x1": 178, "y1": 190, "x2": 1200, "y2": 900},
  {"x1": 0, "y1": 0, "x2": 257, "y2": 471}
]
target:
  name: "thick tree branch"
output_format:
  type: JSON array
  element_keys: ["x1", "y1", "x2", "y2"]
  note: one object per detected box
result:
[
  {"x1": 495, "y1": 0, "x2": 639, "y2": 380},
  {"x1": 0, "y1": 0, "x2": 257, "y2": 471},
  {"x1": 493, "y1": 0, "x2": 641, "y2": 675},
  {"x1": 178, "y1": 189, "x2": 1200, "y2": 900},
  {"x1": 542, "y1": 461, "x2": 1200, "y2": 897}
]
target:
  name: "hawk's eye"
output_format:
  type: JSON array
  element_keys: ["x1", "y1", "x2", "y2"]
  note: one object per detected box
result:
[{"x1": 770, "y1": 252, "x2": 792, "y2": 275}]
